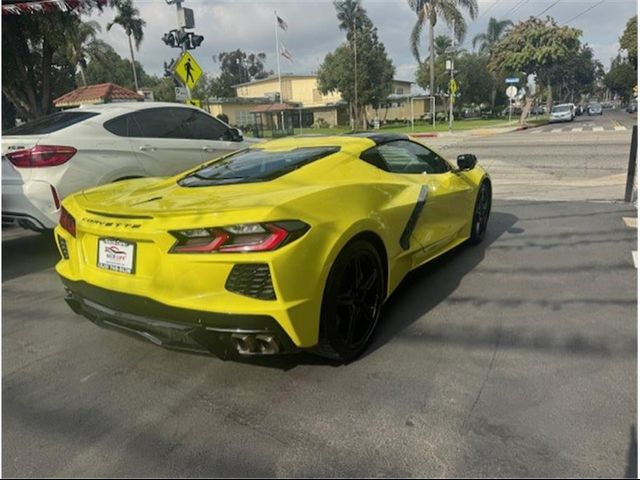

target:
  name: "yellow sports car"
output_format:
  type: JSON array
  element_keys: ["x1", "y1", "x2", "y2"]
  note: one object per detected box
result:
[{"x1": 55, "y1": 133, "x2": 491, "y2": 362}]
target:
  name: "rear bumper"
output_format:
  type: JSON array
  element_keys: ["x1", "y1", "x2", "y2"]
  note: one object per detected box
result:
[
  {"x1": 60, "y1": 277, "x2": 299, "y2": 359},
  {"x1": 2, "y1": 180, "x2": 58, "y2": 230}
]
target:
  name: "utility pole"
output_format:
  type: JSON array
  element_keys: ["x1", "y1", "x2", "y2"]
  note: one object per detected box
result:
[
  {"x1": 448, "y1": 20, "x2": 455, "y2": 131},
  {"x1": 175, "y1": 0, "x2": 190, "y2": 100},
  {"x1": 353, "y1": 17, "x2": 359, "y2": 131}
]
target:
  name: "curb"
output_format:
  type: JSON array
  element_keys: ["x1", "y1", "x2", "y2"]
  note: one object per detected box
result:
[{"x1": 411, "y1": 132, "x2": 439, "y2": 138}]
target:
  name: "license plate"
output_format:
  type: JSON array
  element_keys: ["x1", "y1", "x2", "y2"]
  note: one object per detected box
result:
[{"x1": 97, "y1": 238, "x2": 136, "y2": 274}]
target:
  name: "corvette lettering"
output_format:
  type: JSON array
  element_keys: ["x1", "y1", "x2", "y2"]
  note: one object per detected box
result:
[{"x1": 82, "y1": 217, "x2": 141, "y2": 229}]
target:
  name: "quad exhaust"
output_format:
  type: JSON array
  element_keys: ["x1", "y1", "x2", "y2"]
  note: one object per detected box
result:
[{"x1": 231, "y1": 333, "x2": 281, "y2": 355}]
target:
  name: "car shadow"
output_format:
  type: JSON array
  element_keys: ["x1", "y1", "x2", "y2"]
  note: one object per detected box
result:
[
  {"x1": 239, "y1": 209, "x2": 519, "y2": 371},
  {"x1": 2, "y1": 229, "x2": 59, "y2": 282},
  {"x1": 365, "y1": 209, "x2": 518, "y2": 358}
]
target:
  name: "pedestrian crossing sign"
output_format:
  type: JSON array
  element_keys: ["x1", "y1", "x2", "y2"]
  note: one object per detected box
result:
[
  {"x1": 185, "y1": 99, "x2": 201, "y2": 108},
  {"x1": 173, "y1": 51, "x2": 202, "y2": 89}
]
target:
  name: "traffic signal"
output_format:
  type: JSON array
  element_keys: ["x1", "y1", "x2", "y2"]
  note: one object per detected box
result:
[
  {"x1": 161, "y1": 29, "x2": 204, "y2": 50},
  {"x1": 161, "y1": 31, "x2": 176, "y2": 47},
  {"x1": 188, "y1": 33, "x2": 204, "y2": 49}
]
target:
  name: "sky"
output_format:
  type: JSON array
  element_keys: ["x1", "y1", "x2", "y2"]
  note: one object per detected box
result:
[{"x1": 87, "y1": 0, "x2": 638, "y2": 87}]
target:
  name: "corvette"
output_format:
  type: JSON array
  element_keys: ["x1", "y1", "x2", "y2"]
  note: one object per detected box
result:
[{"x1": 55, "y1": 133, "x2": 491, "y2": 362}]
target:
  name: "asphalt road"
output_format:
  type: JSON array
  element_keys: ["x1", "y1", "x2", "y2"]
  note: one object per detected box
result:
[
  {"x1": 437, "y1": 108, "x2": 637, "y2": 202},
  {"x1": 2, "y1": 111, "x2": 638, "y2": 477}
]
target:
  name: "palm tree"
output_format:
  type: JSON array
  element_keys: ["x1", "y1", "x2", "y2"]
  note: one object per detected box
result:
[
  {"x1": 473, "y1": 17, "x2": 513, "y2": 108},
  {"x1": 67, "y1": 20, "x2": 103, "y2": 87},
  {"x1": 333, "y1": 0, "x2": 373, "y2": 129},
  {"x1": 408, "y1": 0, "x2": 478, "y2": 95},
  {"x1": 106, "y1": 0, "x2": 146, "y2": 91},
  {"x1": 472, "y1": 17, "x2": 513, "y2": 55},
  {"x1": 434, "y1": 35, "x2": 452, "y2": 56}
]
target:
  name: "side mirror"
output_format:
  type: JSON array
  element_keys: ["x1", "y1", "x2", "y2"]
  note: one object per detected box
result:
[
  {"x1": 227, "y1": 128, "x2": 243, "y2": 142},
  {"x1": 457, "y1": 154, "x2": 477, "y2": 171}
]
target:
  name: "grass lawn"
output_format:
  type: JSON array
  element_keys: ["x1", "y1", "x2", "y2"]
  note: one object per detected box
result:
[{"x1": 247, "y1": 116, "x2": 550, "y2": 138}]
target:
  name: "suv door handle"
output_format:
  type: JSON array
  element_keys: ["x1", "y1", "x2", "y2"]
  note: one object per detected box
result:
[
  {"x1": 202, "y1": 146, "x2": 217, "y2": 152},
  {"x1": 139, "y1": 145, "x2": 157, "y2": 152}
]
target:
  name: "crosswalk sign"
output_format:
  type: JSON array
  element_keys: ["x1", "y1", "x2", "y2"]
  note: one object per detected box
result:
[
  {"x1": 449, "y1": 78, "x2": 458, "y2": 95},
  {"x1": 185, "y1": 99, "x2": 201, "y2": 108},
  {"x1": 174, "y1": 51, "x2": 202, "y2": 89}
]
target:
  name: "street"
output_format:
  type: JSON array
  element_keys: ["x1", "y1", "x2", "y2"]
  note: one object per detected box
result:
[{"x1": 3, "y1": 110, "x2": 637, "y2": 477}]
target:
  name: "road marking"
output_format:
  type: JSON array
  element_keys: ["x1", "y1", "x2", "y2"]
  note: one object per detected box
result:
[
  {"x1": 593, "y1": 126, "x2": 604, "y2": 132},
  {"x1": 551, "y1": 128, "x2": 563, "y2": 133},
  {"x1": 571, "y1": 127, "x2": 583, "y2": 132},
  {"x1": 529, "y1": 129, "x2": 542, "y2": 134},
  {"x1": 633, "y1": 251, "x2": 637, "y2": 269},
  {"x1": 614, "y1": 125, "x2": 627, "y2": 131},
  {"x1": 623, "y1": 217, "x2": 637, "y2": 228}
]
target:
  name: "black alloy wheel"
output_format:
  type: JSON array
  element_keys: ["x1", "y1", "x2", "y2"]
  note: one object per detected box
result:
[
  {"x1": 470, "y1": 181, "x2": 492, "y2": 245},
  {"x1": 316, "y1": 240, "x2": 384, "y2": 362}
]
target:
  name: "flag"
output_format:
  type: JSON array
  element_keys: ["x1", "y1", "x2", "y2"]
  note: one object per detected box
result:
[
  {"x1": 280, "y1": 43, "x2": 293, "y2": 62},
  {"x1": 276, "y1": 14, "x2": 288, "y2": 31}
]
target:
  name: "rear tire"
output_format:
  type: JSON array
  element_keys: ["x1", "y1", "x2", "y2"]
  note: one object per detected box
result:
[
  {"x1": 315, "y1": 240, "x2": 384, "y2": 363},
  {"x1": 469, "y1": 180, "x2": 492, "y2": 245}
]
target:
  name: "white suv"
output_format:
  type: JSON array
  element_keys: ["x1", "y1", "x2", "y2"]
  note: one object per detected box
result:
[{"x1": 3, "y1": 102, "x2": 252, "y2": 231}]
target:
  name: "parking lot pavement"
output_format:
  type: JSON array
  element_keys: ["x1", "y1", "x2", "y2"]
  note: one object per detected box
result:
[{"x1": 2, "y1": 198, "x2": 636, "y2": 478}]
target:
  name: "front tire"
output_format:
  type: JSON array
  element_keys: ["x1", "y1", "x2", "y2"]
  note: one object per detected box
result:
[
  {"x1": 470, "y1": 180, "x2": 492, "y2": 245},
  {"x1": 315, "y1": 240, "x2": 385, "y2": 363}
]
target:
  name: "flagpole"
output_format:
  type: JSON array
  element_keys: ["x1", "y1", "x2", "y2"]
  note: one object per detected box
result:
[{"x1": 274, "y1": 11, "x2": 282, "y2": 103}]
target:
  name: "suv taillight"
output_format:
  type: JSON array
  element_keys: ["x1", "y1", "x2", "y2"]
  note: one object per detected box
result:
[
  {"x1": 6, "y1": 145, "x2": 77, "y2": 168},
  {"x1": 59, "y1": 206, "x2": 76, "y2": 237}
]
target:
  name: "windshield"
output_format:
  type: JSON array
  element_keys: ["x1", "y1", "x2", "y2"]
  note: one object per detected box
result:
[
  {"x1": 552, "y1": 105, "x2": 571, "y2": 113},
  {"x1": 4, "y1": 111, "x2": 99, "y2": 135},
  {"x1": 590, "y1": 103, "x2": 602, "y2": 108},
  {"x1": 179, "y1": 146, "x2": 340, "y2": 187}
]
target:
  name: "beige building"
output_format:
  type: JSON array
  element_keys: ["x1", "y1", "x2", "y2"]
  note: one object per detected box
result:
[{"x1": 204, "y1": 74, "x2": 427, "y2": 130}]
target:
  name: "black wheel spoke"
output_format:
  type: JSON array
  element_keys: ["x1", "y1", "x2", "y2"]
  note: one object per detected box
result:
[{"x1": 361, "y1": 270, "x2": 378, "y2": 291}]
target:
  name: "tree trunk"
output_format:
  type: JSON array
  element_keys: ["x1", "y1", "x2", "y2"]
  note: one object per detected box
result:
[
  {"x1": 546, "y1": 81, "x2": 553, "y2": 114},
  {"x1": 7, "y1": 29, "x2": 40, "y2": 119},
  {"x1": 79, "y1": 66, "x2": 87, "y2": 87},
  {"x1": 429, "y1": 14, "x2": 435, "y2": 95},
  {"x1": 128, "y1": 33, "x2": 139, "y2": 91},
  {"x1": 40, "y1": 38, "x2": 54, "y2": 115}
]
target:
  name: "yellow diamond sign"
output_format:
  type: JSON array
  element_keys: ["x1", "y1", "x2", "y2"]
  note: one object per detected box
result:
[
  {"x1": 449, "y1": 78, "x2": 458, "y2": 95},
  {"x1": 185, "y1": 99, "x2": 201, "y2": 108},
  {"x1": 174, "y1": 51, "x2": 202, "y2": 90}
]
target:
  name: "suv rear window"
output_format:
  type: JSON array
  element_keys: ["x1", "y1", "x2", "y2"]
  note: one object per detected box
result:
[
  {"x1": 179, "y1": 146, "x2": 339, "y2": 186},
  {"x1": 4, "y1": 111, "x2": 99, "y2": 135}
]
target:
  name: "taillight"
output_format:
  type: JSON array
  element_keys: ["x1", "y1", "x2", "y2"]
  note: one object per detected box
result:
[
  {"x1": 6, "y1": 145, "x2": 77, "y2": 168},
  {"x1": 59, "y1": 206, "x2": 76, "y2": 237},
  {"x1": 170, "y1": 221, "x2": 309, "y2": 253}
]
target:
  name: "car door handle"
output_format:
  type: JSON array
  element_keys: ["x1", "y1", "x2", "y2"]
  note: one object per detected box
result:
[
  {"x1": 139, "y1": 145, "x2": 157, "y2": 152},
  {"x1": 202, "y1": 146, "x2": 217, "y2": 152}
]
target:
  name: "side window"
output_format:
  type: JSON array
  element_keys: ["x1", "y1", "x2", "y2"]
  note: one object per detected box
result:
[
  {"x1": 104, "y1": 113, "x2": 143, "y2": 137},
  {"x1": 376, "y1": 140, "x2": 450, "y2": 174},
  {"x1": 172, "y1": 109, "x2": 229, "y2": 141},
  {"x1": 129, "y1": 108, "x2": 184, "y2": 138}
]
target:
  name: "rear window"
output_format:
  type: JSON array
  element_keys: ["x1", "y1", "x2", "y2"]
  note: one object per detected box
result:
[
  {"x1": 179, "y1": 146, "x2": 339, "y2": 187},
  {"x1": 552, "y1": 105, "x2": 571, "y2": 113},
  {"x1": 4, "y1": 111, "x2": 99, "y2": 135}
]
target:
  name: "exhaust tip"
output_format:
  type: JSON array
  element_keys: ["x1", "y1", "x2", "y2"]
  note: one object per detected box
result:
[{"x1": 256, "y1": 334, "x2": 280, "y2": 355}]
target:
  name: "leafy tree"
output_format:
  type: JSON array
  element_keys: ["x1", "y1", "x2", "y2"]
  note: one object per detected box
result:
[
  {"x1": 408, "y1": 0, "x2": 478, "y2": 95},
  {"x1": 472, "y1": 17, "x2": 512, "y2": 55},
  {"x1": 212, "y1": 50, "x2": 271, "y2": 98},
  {"x1": 83, "y1": 42, "x2": 153, "y2": 91},
  {"x1": 547, "y1": 44, "x2": 602, "y2": 102},
  {"x1": 107, "y1": 0, "x2": 146, "y2": 91},
  {"x1": 619, "y1": 15, "x2": 637, "y2": 69},
  {"x1": 604, "y1": 56, "x2": 637, "y2": 101},
  {"x1": 2, "y1": 6, "x2": 106, "y2": 121},
  {"x1": 66, "y1": 20, "x2": 104, "y2": 87},
  {"x1": 319, "y1": 0, "x2": 395, "y2": 130},
  {"x1": 489, "y1": 16, "x2": 581, "y2": 112}
]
